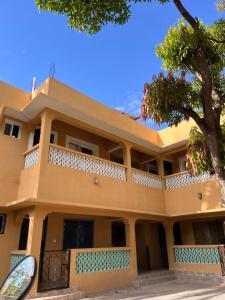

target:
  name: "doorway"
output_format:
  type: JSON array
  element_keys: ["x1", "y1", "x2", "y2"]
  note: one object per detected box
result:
[
  {"x1": 63, "y1": 219, "x2": 94, "y2": 249},
  {"x1": 135, "y1": 221, "x2": 168, "y2": 273}
]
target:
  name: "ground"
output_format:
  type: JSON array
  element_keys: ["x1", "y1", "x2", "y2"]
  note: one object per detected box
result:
[{"x1": 84, "y1": 281, "x2": 225, "y2": 300}]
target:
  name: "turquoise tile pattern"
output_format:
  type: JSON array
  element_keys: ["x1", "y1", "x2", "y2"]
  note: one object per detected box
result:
[
  {"x1": 10, "y1": 254, "x2": 25, "y2": 270},
  {"x1": 76, "y1": 250, "x2": 130, "y2": 274},
  {"x1": 175, "y1": 247, "x2": 220, "y2": 264}
]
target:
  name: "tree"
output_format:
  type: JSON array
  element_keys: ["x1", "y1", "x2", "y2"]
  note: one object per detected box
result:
[{"x1": 36, "y1": 0, "x2": 225, "y2": 205}]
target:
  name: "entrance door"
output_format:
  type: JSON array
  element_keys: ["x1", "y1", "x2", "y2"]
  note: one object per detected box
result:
[{"x1": 63, "y1": 220, "x2": 94, "y2": 250}]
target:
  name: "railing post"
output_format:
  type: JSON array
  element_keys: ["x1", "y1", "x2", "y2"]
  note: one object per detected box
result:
[{"x1": 123, "y1": 143, "x2": 132, "y2": 182}]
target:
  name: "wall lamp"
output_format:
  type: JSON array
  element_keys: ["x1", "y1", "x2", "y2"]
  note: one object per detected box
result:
[
  {"x1": 93, "y1": 176, "x2": 99, "y2": 185},
  {"x1": 197, "y1": 192, "x2": 203, "y2": 200}
]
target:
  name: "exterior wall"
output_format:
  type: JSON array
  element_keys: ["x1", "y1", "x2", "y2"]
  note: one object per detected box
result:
[
  {"x1": 37, "y1": 164, "x2": 165, "y2": 215},
  {"x1": 45, "y1": 213, "x2": 112, "y2": 251},
  {"x1": 180, "y1": 221, "x2": 195, "y2": 245},
  {"x1": 51, "y1": 120, "x2": 111, "y2": 160},
  {"x1": 73, "y1": 269, "x2": 134, "y2": 293},
  {"x1": 41, "y1": 79, "x2": 160, "y2": 147},
  {"x1": 0, "y1": 117, "x2": 30, "y2": 205},
  {"x1": 0, "y1": 211, "x2": 21, "y2": 284},
  {"x1": 0, "y1": 81, "x2": 30, "y2": 110},
  {"x1": 164, "y1": 179, "x2": 221, "y2": 216}
]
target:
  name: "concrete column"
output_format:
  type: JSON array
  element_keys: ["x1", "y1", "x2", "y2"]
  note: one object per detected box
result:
[
  {"x1": 37, "y1": 110, "x2": 54, "y2": 171},
  {"x1": 163, "y1": 221, "x2": 175, "y2": 270},
  {"x1": 123, "y1": 143, "x2": 132, "y2": 182},
  {"x1": 157, "y1": 157, "x2": 164, "y2": 177},
  {"x1": 26, "y1": 207, "x2": 47, "y2": 294},
  {"x1": 125, "y1": 217, "x2": 137, "y2": 276}
]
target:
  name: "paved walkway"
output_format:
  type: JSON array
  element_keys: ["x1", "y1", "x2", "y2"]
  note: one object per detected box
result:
[{"x1": 84, "y1": 281, "x2": 225, "y2": 300}]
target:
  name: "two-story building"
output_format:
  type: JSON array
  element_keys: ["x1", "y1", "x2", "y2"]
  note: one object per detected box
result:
[{"x1": 0, "y1": 78, "x2": 225, "y2": 296}]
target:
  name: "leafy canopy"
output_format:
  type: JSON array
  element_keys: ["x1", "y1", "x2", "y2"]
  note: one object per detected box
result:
[
  {"x1": 141, "y1": 19, "x2": 225, "y2": 126},
  {"x1": 186, "y1": 124, "x2": 225, "y2": 175},
  {"x1": 36, "y1": 0, "x2": 168, "y2": 34}
]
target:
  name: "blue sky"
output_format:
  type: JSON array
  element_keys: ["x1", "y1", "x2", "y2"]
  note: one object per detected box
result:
[{"x1": 0, "y1": 0, "x2": 223, "y2": 129}]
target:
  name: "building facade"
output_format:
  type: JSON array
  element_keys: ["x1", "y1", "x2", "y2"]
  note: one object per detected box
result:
[{"x1": 0, "y1": 78, "x2": 224, "y2": 295}]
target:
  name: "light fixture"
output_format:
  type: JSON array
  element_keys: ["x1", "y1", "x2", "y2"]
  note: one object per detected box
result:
[
  {"x1": 93, "y1": 176, "x2": 99, "y2": 185},
  {"x1": 197, "y1": 192, "x2": 203, "y2": 200}
]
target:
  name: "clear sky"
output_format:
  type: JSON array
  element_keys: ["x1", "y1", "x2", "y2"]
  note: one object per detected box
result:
[{"x1": 0, "y1": 0, "x2": 223, "y2": 129}]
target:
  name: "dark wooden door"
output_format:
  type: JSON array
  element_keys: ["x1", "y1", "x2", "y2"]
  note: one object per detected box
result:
[{"x1": 63, "y1": 220, "x2": 93, "y2": 250}]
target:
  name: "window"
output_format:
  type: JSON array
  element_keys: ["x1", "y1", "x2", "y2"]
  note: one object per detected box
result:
[
  {"x1": 27, "y1": 128, "x2": 58, "y2": 149},
  {"x1": 0, "y1": 214, "x2": 7, "y2": 234},
  {"x1": 178, "y1": 156, "x2": 187, "y2": 172},
  {"x1": 3, "y1": 119, "x2": 21, "y2": 139},
  {"x1": 66, "y1": 136, "x2": 99, "y2": 156}
]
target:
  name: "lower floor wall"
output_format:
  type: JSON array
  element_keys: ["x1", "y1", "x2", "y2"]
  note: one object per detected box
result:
[
  {"x1": 1, "y1": 205, "x2": 225, "y2": 295},
  {"x1": 0, "y1": 210, "x2": 21, "y2": 284},
  {"x1": 74, "y1": 269, "x2": 135, "y2": 293}
]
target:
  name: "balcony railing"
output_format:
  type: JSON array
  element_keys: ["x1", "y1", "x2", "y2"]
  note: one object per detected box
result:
[
  {"x1": 173, "y1": 245, "x2": 221, "y2": 264},
  {"x1": 132, "y1": 168, "x2": 163, "y2": 189},
  {"x1": 48, "y1": 144, "x2": 127, "y2": 181},
  {"x1": 24, "y1": 145, "x2": 39, "y2": 169},
  {"x1": 23, "y1": 144, "x2": 214, "y2": 190},
  {"x1": 164, "y1": 171, "x2": 211, "y2": 189},
  {"x1": 71, "y1": 247, "x2": 130, "y2": 274},
  {"x1": 10, "y1": 250, "x2": 26, "y2": 270}
]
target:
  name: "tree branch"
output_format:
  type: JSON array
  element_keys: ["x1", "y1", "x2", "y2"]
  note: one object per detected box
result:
[
  {"x1": 179, "y1": 106, "x2": 206, "y2": 132},
  {"x1": 173, "y1": 0, "x2": 198, "y2": 29}
]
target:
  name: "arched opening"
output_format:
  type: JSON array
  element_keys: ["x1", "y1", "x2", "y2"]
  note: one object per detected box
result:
[
  {"x1": 135, "y1": 220, "x2": 168, "y2": 273},
  {"x1": 18, "y1": 215, "x2": 29, "y2": 250}
]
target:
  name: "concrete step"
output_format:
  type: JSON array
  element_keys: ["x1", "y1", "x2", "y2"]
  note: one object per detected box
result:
[
  {"x1": 28, "y1": 288, "x2": 86, "y2": 300},
  {"x1": 174, "y1": 270, "x2": 225, "y2": 286},
  {"x1": 133, "y1": 270, "x2": 176, "y2": 288}
]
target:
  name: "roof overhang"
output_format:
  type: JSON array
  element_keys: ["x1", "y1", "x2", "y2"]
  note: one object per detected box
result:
[{"x1": 4, "y1": 93, "x2": 187, "y2": 154}]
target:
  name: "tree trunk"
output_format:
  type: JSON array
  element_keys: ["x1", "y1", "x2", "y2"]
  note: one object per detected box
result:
[{"x1": 205, "y1": 128, "x2": 225, "y2": 207}]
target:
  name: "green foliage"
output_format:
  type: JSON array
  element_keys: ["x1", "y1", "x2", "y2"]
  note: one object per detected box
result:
[
  {"x1": 186, "y1": 124, "x2": 225, "y2": 175},
  {"x1": 142, "y1": 72, "x2": 201, "y2": 126},
  {"x1": 156, "y1": 19, "x2": 225, "y2": 73},
  {"x1": 36, "y1": 0, "x2": 168, "y2": 34},
  {"x1": 142, "y1": 18, "x2": 225, "y2": 127}
]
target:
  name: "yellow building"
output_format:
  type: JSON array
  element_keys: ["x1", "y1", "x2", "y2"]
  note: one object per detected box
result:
[{"x1": 0, "y1": 78, "x2": 225, "y2": 296}]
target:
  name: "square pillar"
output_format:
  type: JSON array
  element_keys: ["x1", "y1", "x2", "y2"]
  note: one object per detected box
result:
[
  {"x1": 37, "y1": 110, "x2": 54, "y2": 172},
  {"x1": 123, "y1": 143, "x2": 132, "y2": 182},
  {"x1": 125, "y1": 217, "x2": 137, "y2": 276},
  {"x1": 26, "y1": 207, "x2": 47, "y2": 294},
  {"x1": 163, "y1": 221, "x2": 175, "y2": 269}
]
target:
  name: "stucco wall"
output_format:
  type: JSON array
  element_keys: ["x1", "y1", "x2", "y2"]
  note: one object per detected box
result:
[
  {"x1": 0, "y1": 118, "x2": 30, "y2": 205},
  {"x1": 0, "y1": 211, "x2": 21, "y2": 284},
  {"x1": 45, "y1": 213, "x2": 112, "y2": 251}
]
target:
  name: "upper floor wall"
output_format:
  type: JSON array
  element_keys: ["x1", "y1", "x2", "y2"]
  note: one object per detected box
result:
[{"x1": 0, "y1": 79, "x2": 223, "y2": 218}]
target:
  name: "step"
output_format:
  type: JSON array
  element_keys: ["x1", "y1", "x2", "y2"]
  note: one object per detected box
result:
[
  {"x1": 137, "y1": 270, "x2": 175, "y2": 279},
  {"x1": 133, "y1": 270, "x2": 177, "y2": 288},
  {"x1": 174, "y1": 271, "x2": 225, "y2": 286},
  {"x1": 28, "y1": 288, "x2": 86, "y2": 300}
]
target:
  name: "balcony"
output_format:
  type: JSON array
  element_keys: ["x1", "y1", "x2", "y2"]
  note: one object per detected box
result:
[
  {"x1": 18, "y1": 109, "x2": 221, "y2": 216},
  {"x1": 21, "y1": 143, "x2": 165, "y2": 214}
]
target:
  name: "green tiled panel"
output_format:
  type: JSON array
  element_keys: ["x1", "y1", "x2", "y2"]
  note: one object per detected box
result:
[
  {"x1": 76, "y1": 250, "x2": 130, "y2": 274},
  {"x1": 10, "y1": 254, "x2": 25, "y2": 270},
  {"x1": 175, "y1": 247, "x2": 220, "y2": 264}
]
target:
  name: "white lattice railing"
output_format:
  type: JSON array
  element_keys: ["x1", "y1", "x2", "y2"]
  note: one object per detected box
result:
[
  {"x1": 24, "y1": 145, "x2": 39, "y2": 169},
  {"x1": 131, "y1": 168, "x2": 163, "y2": 189},
  {"x1": 48, "y1": 145, "x2": 127, "y2": 181},
  {"x1": 164, "y1": 171, "x2": 212, "y2": 189}
]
